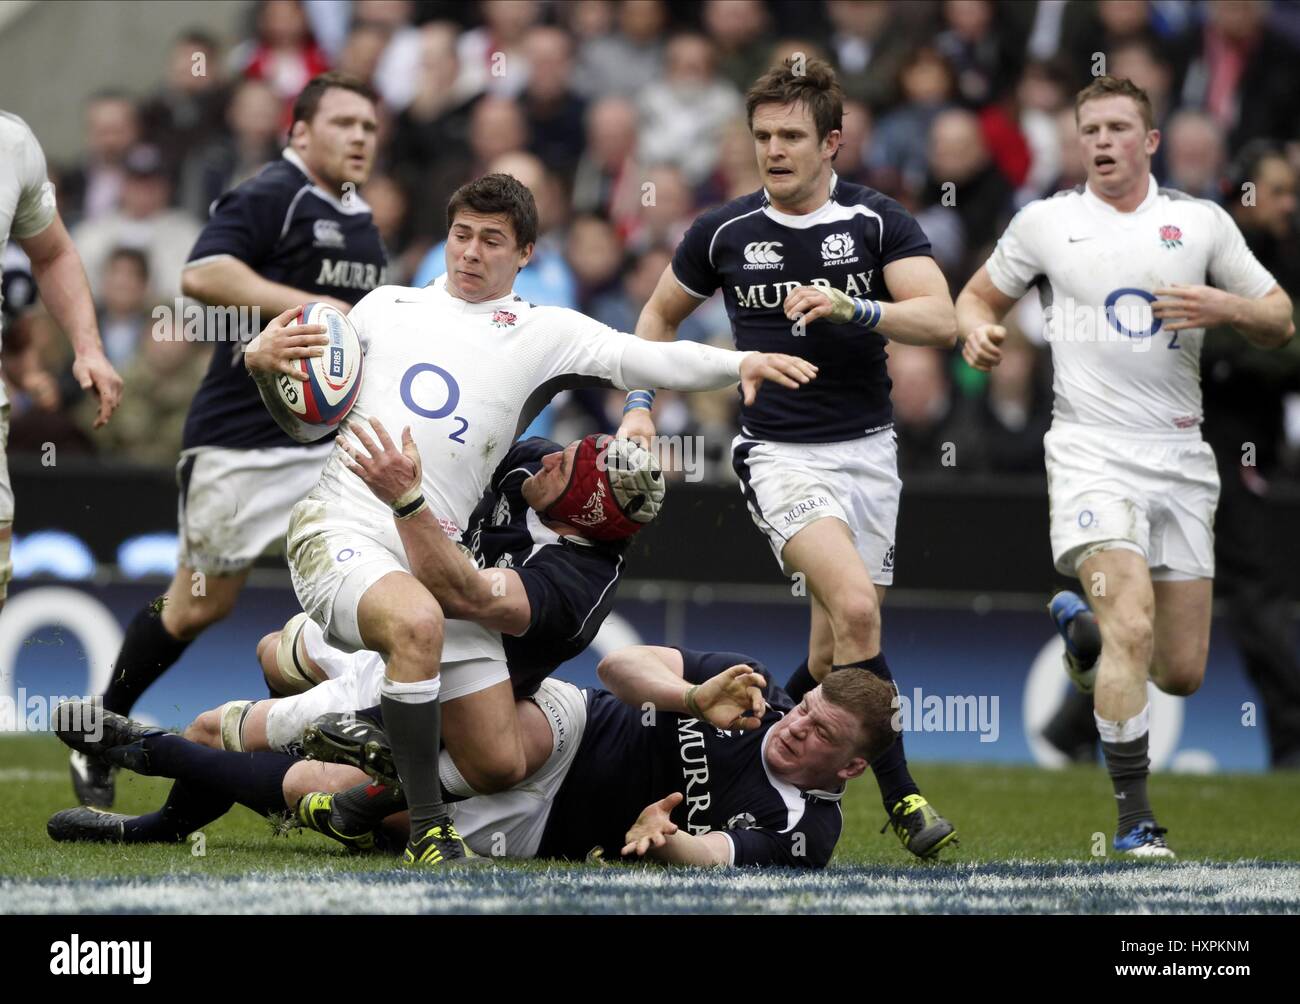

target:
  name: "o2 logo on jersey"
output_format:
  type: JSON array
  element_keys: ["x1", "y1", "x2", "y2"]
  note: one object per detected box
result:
[
  {"x1": 400, "y1": 363, "x2": 470, "y2": 443},
  {"x1": 1104, "y1": 288, "x2": 1181, "y2": 349}
]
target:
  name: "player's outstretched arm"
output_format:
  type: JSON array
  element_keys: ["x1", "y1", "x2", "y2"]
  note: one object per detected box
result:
[
  {"x1": 621, "y1": 792, "x2": 732, "y2": 866},
  {"x1": 597, "y1": 646, "x2": 767, "y2": 730},
  {"x1": 339, "y1": 417, "x2": 533, "y2": 635},
  {"x1": 1152, "y1": 283, "x2": 1295, "y2": 350},
  {"x1": 182, "y1": 256, "x2": 351, "y2": 316},
  {"x1": 18, "y1": 216, "x2": 122, "y2": 428},
  {"x1": 244, "y1": 305, "x2": 336, "y2": 442},
  {"x1": 955, "y1": 264, "x2": 1020, "y2": 371}
]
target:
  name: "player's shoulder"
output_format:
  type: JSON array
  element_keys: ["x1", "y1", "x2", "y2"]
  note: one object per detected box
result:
[
  {"x1": 687, "y1": 190, "x2": 770, "y2": 239},
  {"x1": 1155, "y1": 185, "x2": 1232, "y2": 222},
  {"x1": 493, "y1": 436, "x2": 560, "y2": 481},
  {"x1": 0, "y1": 110, "x2": 39, "y2": 149},
  {"x1": 216, "y1": 155, "x2": 312, "y2": 215},
  {"x1": 832, "y1": 178, "x2": 914, "y2": 220}
]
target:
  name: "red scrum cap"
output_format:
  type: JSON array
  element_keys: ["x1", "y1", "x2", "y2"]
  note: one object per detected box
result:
[{"x1": 544, "y1": 434, "x2": 665, "y2": 541}]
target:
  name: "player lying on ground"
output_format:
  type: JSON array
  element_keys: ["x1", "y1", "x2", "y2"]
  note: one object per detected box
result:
[
  {"x1": 46, "y1": 428, "x2": 656, "y2": 850},
  {"x1": 955, "y1": 75, "x2": 1294, "y2": 858},
  {"x1": 243, "y1": 172, "x2": 817, "y2": 865},
  {"x1": 617, "y1": 56, "x2": 958, "y2": 858},
  {"x1": 51, "y1": 648, "x2": 895, "y2": 868}
]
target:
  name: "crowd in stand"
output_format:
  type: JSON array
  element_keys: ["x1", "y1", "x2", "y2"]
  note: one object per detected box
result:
[{"x1": 5, "y1": 0, "x2": 1299, "y2": 482}]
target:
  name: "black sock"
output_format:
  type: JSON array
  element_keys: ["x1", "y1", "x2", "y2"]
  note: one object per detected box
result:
[
  {"x1": 1101, "y1": 733, "x2": 1154, "y2": 833},
  {"x1": 785, "y1": 660, "x2": 816, "y2": 703},
  {"x1": 381, "y1": 691, "x2": 445, "y2": 839},
  {"x1": 142, "y1": 734, "x2": 296, "y2": 817},
  {"x1": 333, "y1": 779, "x2": 407, "y2": 831},
  {"x1": 101, "y1": 605, "x2": 192, "y2": 716},
  {"x1": 1043, "y1": 688, "x2": 1099, "y2": 757},
  {"x1": 121, "y1": 780, "x2": 234, "y2": 843},
  {"x1": 833, "y1": 654, "x2": 921, "y2": 812}
]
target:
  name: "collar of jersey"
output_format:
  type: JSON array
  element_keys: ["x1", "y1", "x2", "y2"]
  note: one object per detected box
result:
[
  {"x1": 280, "y1": 148, "x2": 372, "y2": 215},
  {"x1": 429, "y1": 273, "x2": 523, "y2": 313},
  {"x1": 759, "y1": 725, "x2": 847, "y2": 806},
  {"x1": 760, "y1": 170, "x2": 840, "y2": 229},
  {"x1": 1082, "y1": 172, "x2": 1158, "y2": 218}
]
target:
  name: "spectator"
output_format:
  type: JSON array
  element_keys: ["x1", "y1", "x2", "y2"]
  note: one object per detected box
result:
[
  {"x1": 573, "y1": 0, "x2": 667, "y2": 99},
  {"x1": 565, "y1": 213, "x2": 626, "y2": 313},
  {"x1": 1163, "y1": 110, "x2": 1226, "y2": 200},
  {"x1": 335, "y1": 22, "x2": 391, "y2": 90},
  {"x1": 824, "y1": 0, "x2": 910, "y2": 109},
  {"x1": 354, "y1": 0, "x2": 424, "y2": 113},
  {"x1": 704, "y1": 117, "x2": 764, "y2": 204},
  {"x1": 179, "y1": 79, "x2": 283, "y2": 220},
  {"x1": 702, "y1": 0, "x2": 774, "y2": 93},
  {"x1": 78, "y1": 313, "x2": 211, "y2": 466},
  {"x1": 456, "y1": 0, "x2": 541, "y2": 100},
  {"x1": 923, "y1": 109, "x2": 1014, "y2": 279},
  {"x1": 888, "y1": 343, "x2": 976, "y2": 475},
  {"x1": 59, "y1": 92, "x2": 139, "y2": 226},
  {"x1": 572, "y1": 97, "x2": 643, "y2": 236},
  {"x1": 870, "y1": 46, "x2": 957, "y2": 199},
  {"x1": 626, "y1": 165, "x2": 694, "y2": 255},
  {"x1": 232, "y1": 0, "x2": 330, "y2": 110},
  {"x1": 71, "y1": 145, "x2": 202, "y2": 303},
  {"x1": 637, "y1": 33, "x2": 743, "y2": 186},
  {"x1": 1181, "y1": 0, "x2": 1300, "y2": 148},
  {"x1": 521, "y1": 26, "x2": 587, "y2": 178},
  {"x1": 832, "y1": 99, "x2": 874, "y2": 189},
  {"x1": 971, "y1": 325, "x2": 1051, "y2": 473},
  {"x1": 1013, "y1": 59, "x2": 1072, "y2": 203},
  {"x1": 0, "y1": 311, "x2": 94, "y2": 457},
  {"x1": 935, "y1": 0, "x2": 1020, "y2": 108},
  {"x1": 362, "y1": 173, "x2": 418, "y2": 283},
  {"x1": 95, "y1": 248, "x2": 154, "y2": 371},
  {"x1": 138, "y1": 30, "x2": 231, "y2": 179},
  {"x1": 590, "y1": 245, "x2": 719, "y2": 343}
]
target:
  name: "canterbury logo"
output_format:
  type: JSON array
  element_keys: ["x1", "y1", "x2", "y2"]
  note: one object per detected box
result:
[{"x1": 743, "y1": 241, "x2": 783, "y2": 265}]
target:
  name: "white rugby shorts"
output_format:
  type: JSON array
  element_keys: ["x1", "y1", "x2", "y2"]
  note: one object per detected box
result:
[
  {"x1": 1044, "y1": 422, "x2": 1219, "y2": 581},
  {"x1": 177, "y1": 442, "x2": 334, "y2": 574},
  {"x1": 453, "y1": 679, "x2": 589, "y2": 859},
  {"x1": 731, "y1": 431, "x2": 901, "y2": 583}
]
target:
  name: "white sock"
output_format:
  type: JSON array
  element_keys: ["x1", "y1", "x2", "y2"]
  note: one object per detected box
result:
[
  {"x1": 379, "y1": 674, "x2": 440, "y2": 704},
  {"x1": 1094, "y1": 702, "x2": 1150, "y2": 744}
]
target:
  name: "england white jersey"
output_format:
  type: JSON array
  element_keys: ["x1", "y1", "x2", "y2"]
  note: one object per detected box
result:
[
  {"x1": 985, "y1": 175, "x2": 1276, "y2": 434},
  {"x1": 305, "y1": 276, "x2": 713, "y2": 539},
  {"x1": 0, "y1": 112, "x2": 58, "y2": 395}
]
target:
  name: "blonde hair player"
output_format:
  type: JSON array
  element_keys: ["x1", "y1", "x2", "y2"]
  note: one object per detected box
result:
[{"x1": 956, "y1": 76, "x2": 1294, "y2": 857}]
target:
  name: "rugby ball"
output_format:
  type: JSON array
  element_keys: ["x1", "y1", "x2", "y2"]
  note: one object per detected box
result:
[{"x1": 275, "y1": 302, "x2": 363, "y2": 427}]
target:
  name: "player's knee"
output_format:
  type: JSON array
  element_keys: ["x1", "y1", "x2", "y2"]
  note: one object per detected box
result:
[
  {"x1": 385, "y1": 606, "x2": 444, "y2": 666},
  {"x1": 829, "y1": 591, "x2": 880, "y2": 644},
  {"x1": 256, "y1": 632, "x2": 280, "y2": 676},
  {"x1": 1101, "y1": 610, "x2": 1154, "y2": 666},
  {"x1": 165, "y1": 592, "x2": 235, "y2": 639},
  {"x1": 1153, "y1": 650, "x2": 1207, "y2": 697},
  {"x1": 463, "y1": 749, "x2": 527, "y2": 794},
  {"x1": 184, "y1": 709, "x2": 222, "y2": 748}
]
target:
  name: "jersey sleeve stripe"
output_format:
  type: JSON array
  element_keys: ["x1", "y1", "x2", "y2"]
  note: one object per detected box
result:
[
  {"x1": 567, "y1": 553, "x2": 624, "y2": 641},
  {"x1": 183, "y1": 253, "x2": 239, "y2": 271},
  {"x1": 673, "y1": 272, "x2": 710, "y2": 300}
]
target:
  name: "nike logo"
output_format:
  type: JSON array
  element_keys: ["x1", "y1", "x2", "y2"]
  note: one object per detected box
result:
[{"x1": 1068, "y1": 236, "x2": 1093, "y2": 243}]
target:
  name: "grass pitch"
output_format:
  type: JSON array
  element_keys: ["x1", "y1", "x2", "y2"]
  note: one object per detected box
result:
[{"x1": 2, "y1": 735, "x2": 1297, "y2": 914}]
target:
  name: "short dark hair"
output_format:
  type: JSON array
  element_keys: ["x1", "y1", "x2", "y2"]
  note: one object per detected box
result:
[
  {"x1": 820, "y1": 668, "x2": 898, "y2": 761},
  {"x1": 106, "y1": 246, "x2": 150, "y2": 281},
  {"x1": 745, "y1": 56, "x2": 844, "y2": 142},
  {"x1": 291, "y1": 72, "x2": 378, "y2": 131},
  {"x1": 446, "y1": 173, "x2": 539, "y2": 249},
  {"x1": 1075, "y1": 75, "x2": 1155, "y2": 132}
]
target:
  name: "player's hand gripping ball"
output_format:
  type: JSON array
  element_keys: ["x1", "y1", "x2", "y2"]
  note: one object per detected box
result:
[{"x1": 274, "y1": 302, "x2": 364, "y2": 426}]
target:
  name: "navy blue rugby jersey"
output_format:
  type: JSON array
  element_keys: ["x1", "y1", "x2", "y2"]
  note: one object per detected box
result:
[
  {"x1": 671, "y1": 172, "x2": 931, "y2": 443},
  {"x1": 182, "y1": 149, "x2": 388, "y2": 451},
  {"x1": 464, "y1": 437, "x2": 627, "y2": 698},
  {"x1": 536, "y1": 648, "x2": 845, "y2": 868}
]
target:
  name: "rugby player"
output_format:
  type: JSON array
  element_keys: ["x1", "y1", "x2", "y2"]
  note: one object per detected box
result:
[
  {"x1": 46, "y1": 431, "x2": 658, "y2": 850},
  {"x1": 74, "y1": 73, "x2": 388, "y2": 808},
  {"x1": 618, "y1": 57, "x2": 959, "y2": 857},
  {"x1": 51, "y1": 648, "x2": 895, "y2": 869},
  {"x1": 244, "y1": 172, "x2": 815, "y2": 865},
  {"x1": 956, "y1": 76, "x2": 1294, "y2": 857},
  {"x1": 0, "y1": 111, "x2": 123, "y2": 606}
]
